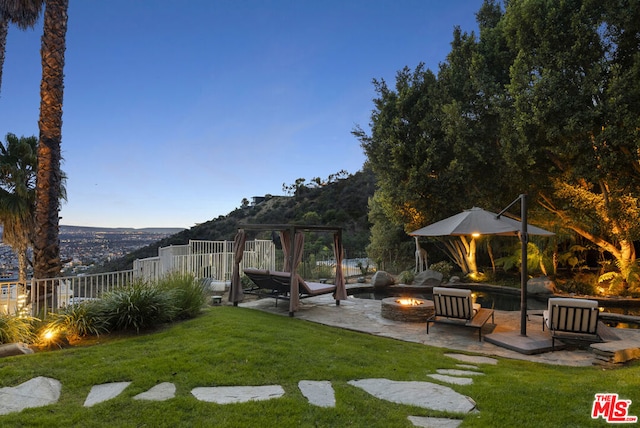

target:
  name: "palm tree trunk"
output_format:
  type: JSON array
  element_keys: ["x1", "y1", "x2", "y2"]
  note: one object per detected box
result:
[
  {"x1": 0, "y1": 17, "x2": 8, "y2": 96},
  {"x1": 33, "y1": 0, "x2": 67, "y2": 289}
]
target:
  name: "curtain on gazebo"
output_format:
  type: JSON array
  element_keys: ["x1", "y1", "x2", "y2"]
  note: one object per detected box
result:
[
  {"x1": 280, "y1": 230, "x2": 305, "y2": 312},
  {"x1": 229, "y1": 229, "x2": 247, "y2": 304},
  {"x1": 333, "y1": 232, "x2": 347, "y2": 300}
]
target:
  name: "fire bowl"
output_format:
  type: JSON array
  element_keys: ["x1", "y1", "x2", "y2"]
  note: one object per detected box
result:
[{"x1": 380, "y1": 297, "x2": 434, "y2": 323}]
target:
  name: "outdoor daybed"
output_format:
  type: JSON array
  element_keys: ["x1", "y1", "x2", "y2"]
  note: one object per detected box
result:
[
  {"x1": 243, "y1": 268, "x2": 337, "y2": 306},
  {"x1": 426, "y1": 287, "x2": 495, "y2": 341}
]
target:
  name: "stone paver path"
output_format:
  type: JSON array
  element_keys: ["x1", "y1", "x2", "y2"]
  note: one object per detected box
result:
[{"x1": 0, "y1": 353, "x2": 499, "y2": 427}]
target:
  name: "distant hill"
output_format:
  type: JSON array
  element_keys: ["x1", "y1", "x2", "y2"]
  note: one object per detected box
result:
[{"x1": 96, "y1": 168, "x2": 376, "y2": 273}]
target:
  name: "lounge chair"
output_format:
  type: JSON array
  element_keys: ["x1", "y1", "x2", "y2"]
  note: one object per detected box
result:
[
  {"x1": 243, "y1": 268, "x2": 337, "y2": 305},
  {"x1": 426, "y1": 287, "x2": 495, "y2": 341},
  {"x1": 543, "y1": 297, "x2": 601, "y2": 350}
]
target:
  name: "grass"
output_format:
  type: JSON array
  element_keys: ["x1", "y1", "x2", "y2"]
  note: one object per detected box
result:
[{"x1": 0, "y1": 306, "x2": 639, "y2": 427}]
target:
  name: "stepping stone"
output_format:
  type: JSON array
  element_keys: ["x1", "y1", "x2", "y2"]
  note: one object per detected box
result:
[
  {"x1": 84, "y1": 382, "x2": 131, "y2": 407},
  {"x1": 455, "y1": 364, "x2": 478, "y2": 370},
  {"x1": 298, "y1": 380, "x2": 335, "y2": 407},
  {"x1": 348, "y1": 379, "x2": 476, "y2": 413},
  {"x1": 191, "y1": 385, "x2": 285, "y2": 404},
  {"x1": 436, "y1": 369, "x2": 484, "y2": 377},
  {"x1": 408, "y1": 415, "x2": 463, "y2": 427},
  {"x1": 428, "y1": 374, "x2": 473, "y2": 386},
  {"x1": 133, "y1": 382, "x2": 176, "y2": 401},
  {"x1": 445, "y1": 353, "x2": 498, "y2": 365},
  {"x1": 0, "y1": 377, "x2": 61, "y2": 415}
]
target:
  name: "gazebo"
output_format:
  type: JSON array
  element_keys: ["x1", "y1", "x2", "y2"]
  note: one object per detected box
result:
[{"x1": 229, "y1": 224, "x2": 348, "y2": 316}]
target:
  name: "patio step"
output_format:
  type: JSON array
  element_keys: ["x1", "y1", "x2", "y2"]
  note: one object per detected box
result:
[{"x1": 590, "y1": 340, "x2": 640, "y2": 364}]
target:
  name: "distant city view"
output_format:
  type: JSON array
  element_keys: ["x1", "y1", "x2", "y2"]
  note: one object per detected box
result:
[{"x1": 0, "y1": 226, "x2": 184, "y2": 277}]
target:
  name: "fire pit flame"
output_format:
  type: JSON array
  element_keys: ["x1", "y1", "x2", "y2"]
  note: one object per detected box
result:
[{"x1": 396, "y1": 298, "x2": 423, "y2": 306}]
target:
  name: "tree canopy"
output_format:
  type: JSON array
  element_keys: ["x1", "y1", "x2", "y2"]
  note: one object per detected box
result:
[{"x1": 356, "y1": 0, "x2": 640, "y2": 292}]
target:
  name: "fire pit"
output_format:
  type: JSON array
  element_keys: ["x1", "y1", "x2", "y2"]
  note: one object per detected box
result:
[{"x1": 380, "y1": 297, "x2": 434, "y2": 322}]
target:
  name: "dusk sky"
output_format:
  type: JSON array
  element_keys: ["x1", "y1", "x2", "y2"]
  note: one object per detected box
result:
[{"x1": 1, "y1": 0, "x2": 483, "y2": 229}]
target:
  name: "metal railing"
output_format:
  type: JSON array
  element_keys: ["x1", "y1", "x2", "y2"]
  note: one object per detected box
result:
[
  {"x1": 0, "y1": 239, "x2": 374, "y2": 317},
  {"x1": 1, "y1": 270, "x2": 135, "y2": 316}
]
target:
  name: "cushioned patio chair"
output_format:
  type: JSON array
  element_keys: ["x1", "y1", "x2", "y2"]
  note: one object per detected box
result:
[
  {"x1": 427, "y1": 287, "x2": 494, "y2": 341},
  {"x1": 543, "y1": 297, "x2": 601, "y2": 350}
]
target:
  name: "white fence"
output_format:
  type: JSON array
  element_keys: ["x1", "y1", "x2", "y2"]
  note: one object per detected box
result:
[
  {"x1": 0, "y1": 270, "x2": 135, "y2": 316},
  {"x1": 0, "y1": 239, "x2": 374, "y2": 316},
  {"x1": 133, "y1": 239, "x2": 276, "y2": 283}
]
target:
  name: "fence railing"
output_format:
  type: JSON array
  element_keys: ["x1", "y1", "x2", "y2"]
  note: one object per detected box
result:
[
  {"x1": 1, "y1": 270, "x2": 135, "y2": 316},
  {"x1": 0, "y1": 239, "x2": 374, "y2": 317}
]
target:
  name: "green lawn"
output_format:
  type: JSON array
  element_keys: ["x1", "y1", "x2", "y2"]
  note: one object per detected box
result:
[{"x1": 0, "y1": 307, "x2": 638, "y2": 427}]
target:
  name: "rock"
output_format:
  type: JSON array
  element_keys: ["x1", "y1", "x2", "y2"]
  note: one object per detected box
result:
[
  {"x1": 0, "y1": 343, "x2": 34, "y2": 358},
  {"x1": 527, "y1": 276, "x2": 557, "y2": 295},
  {"x1": 371, "y1": 271, "x2": 395, "y2": 288},
  {"x1": 413, "y1": 269, "x2": 444, "y2": 286},
  {"x1": 449, "y1": 276, "x2": 461, "y2": 283}
]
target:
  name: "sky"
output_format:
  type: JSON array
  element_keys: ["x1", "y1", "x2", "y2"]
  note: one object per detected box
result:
[{"x1": 1, "y1": 0, "x2": 484, "y2": 229}]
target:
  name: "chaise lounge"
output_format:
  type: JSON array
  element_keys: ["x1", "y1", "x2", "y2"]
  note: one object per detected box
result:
[
  {"x1": 427, "y1": 287, "x2": 495, "y2": 341},
  {"x1": 543, "y1": 297, "x2": 601, "y2": 350},
  {"x1": 243, "y1": 268, "x2": 337, "y2": 306}
]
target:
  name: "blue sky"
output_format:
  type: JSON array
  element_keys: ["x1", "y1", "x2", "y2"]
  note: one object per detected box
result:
[{"x1": 1, "y1": 0, "x2": 483, "y2": 229}]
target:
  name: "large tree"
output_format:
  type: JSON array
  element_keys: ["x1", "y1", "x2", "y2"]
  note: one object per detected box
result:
[
  {"x1": 355, "y1": 4, "x2": 516, "y2": 274},
  {"x1": 0, "y1": 0, "x2": 44, "y2": 96},
  {"x1": 501, "y1": 0, "x2": 640, "y2": 288},
  {"x1": 33, "y1": 0, "x2": 67, "y2": 280}
]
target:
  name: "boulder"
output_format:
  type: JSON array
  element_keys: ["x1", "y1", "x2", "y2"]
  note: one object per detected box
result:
[
  {"x1": 527, "y1": 276, "x2": 557, "y2": 295},
  {"x1": 414, "y1": 269, "x2": 444, "y2": 286},
  {"x1": 371, "y1": 271, "x2": 395, "y2": 288},
  {"x1": 0, "y1": 343, "x2": 34, "y2": 358}
]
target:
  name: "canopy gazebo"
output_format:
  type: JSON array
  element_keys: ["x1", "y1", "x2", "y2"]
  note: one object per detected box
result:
[{"x1": 229, "y1": 224, "x2": 348, "y2": 316}]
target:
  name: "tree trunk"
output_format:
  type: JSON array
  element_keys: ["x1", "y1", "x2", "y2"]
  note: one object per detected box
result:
[
  {"x1": 33, "y1": 0, "x2": 67, "y2": 286},
  {"x1": 0, "y1": 17, "x2": 8, "y2": 96}
]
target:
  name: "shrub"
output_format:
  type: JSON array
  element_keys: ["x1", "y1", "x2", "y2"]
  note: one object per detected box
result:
[
  {"x1": 561, "y1": 272, "x2": 598, "y2": 296},
  {"x1": 0, "y1": 313, "x2": 36, "y2": 344},
  {"x1": 157, "y1": 272, "x2": 207, "y2": 319},
  {"x1": 99, "y1": 281, "x2": 178, "y2": 332},
  {"x1": 45, "y1": 300, "x2": 108, "y2": 342},
  {"x1": 397, "y1": 270, "x2": 414, "y2": 285},
  {"x1": 429, "y1": 261, "x2": 454, "y2": 279}
]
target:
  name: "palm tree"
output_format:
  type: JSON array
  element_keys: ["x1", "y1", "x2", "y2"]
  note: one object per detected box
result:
[
  {"x1": 0, "y1": 0, "x2": 44, "y2": 96},
  {"x1": 0, "y1": 133, "x2": 36, "y2": 316},
  {"x1": 33, "y1": 0, "x2": 67, "y2": 281},
  {"x1": 0, "y1": 133, "x2": 37, "y2": 287}
]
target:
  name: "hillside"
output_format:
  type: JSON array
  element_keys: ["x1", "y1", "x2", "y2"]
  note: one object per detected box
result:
[{"x1": 97, "y1": 168, "x2": 376, "y2": 272}]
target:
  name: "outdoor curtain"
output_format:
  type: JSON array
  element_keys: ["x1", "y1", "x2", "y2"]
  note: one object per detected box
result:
[
  {"x1": 280, "y1": 230, "x2": 304, "y2": 312},
  {"x1": 333, "y1": 232, "x2": 347, "y2": 301},
  {"x1": 229, "y1": 229, "x2": 247, "y2": 304}
]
